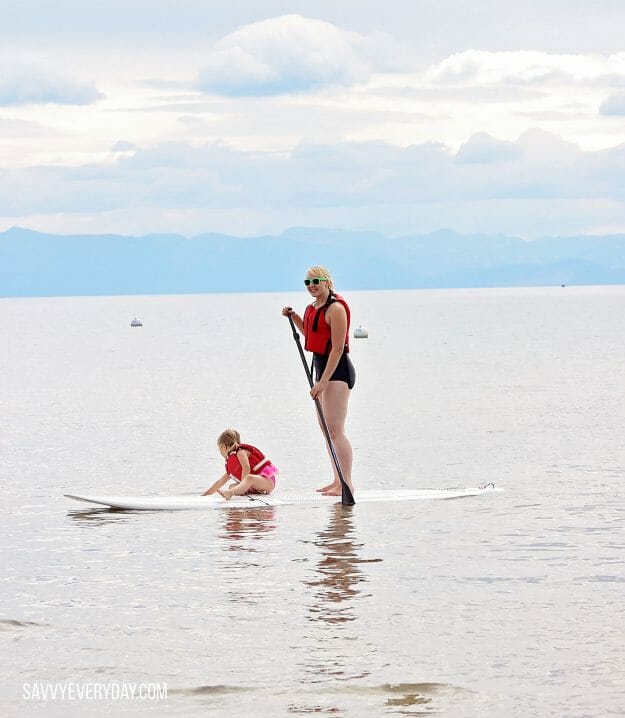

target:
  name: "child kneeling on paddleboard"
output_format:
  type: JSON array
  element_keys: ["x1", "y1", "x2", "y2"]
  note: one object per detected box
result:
[{"x1": 202, "y1": 429, "x2": 279, "y2": 500}]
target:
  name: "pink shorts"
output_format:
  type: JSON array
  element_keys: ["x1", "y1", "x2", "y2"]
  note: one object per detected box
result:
[{"x1": 257, "y1": 462, "x2": 279, "y2": 484}]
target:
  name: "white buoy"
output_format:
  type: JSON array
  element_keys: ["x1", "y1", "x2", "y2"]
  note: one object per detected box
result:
[
  {"x1": 130, "y1": 317, "x2": 143, "y2": 327},
  {"x1": 354, "y1": 325, "x2": 368, "y2": 338}
]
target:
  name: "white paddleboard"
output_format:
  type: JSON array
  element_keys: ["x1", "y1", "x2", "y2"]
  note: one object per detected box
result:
[{"x1": 65, "y1": 484, "x2": 497, "y2": 511}]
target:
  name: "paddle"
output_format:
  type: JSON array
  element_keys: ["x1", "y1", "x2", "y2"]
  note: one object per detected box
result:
[{"x1": 286, "y1": 314, "x2": 355, "y2": 506}]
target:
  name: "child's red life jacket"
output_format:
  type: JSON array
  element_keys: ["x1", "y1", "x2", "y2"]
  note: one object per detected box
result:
[
  {"x1": 303, "y1": 293, "x2": 351, "y2": 355},
  {"x1": 225, "y1": 443, "x2": 269, "y2": 480}
]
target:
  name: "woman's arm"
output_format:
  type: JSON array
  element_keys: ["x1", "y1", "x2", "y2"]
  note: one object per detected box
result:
[
  {"x1": 202, "y1": 472, "x2": 229, "y2": 495},
  {"x1": 310, "y1": 302, "x2": 347, "y2": 399}
]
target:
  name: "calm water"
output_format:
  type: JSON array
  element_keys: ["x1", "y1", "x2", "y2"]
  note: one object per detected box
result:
[{"x1": 2, "y1": 287, "x2": 624, "y2": 717}]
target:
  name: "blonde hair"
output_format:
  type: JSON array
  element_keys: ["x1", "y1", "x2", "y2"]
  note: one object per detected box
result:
[
  {"x1": 217, "y1": 428, "x2": 241, "y2": 449},
  {"x1": 306, "y1": 265, "x2": 334, "y2": 291}
]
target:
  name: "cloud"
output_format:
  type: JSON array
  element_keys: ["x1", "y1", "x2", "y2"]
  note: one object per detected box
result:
[
  {"x1": 0, "y1": 117, "x2": 59, "y2": 137},
  {"x1": 3, "y1": 138, "x2": 625, "y2": 241},
  {"x1": 111, "y1": 140, "x2": 138, "y2": 152},
  {"x1": 4, "y1": 1, "x2": 625, "y2": 62},
  {"x1": 3, "y1": 5, "x2": 625, "y2": 240},
  {"x1": 599, "y1": 91, "x2": 625, "y2": 115},
  {"x1": 3, "y1": 129, "x2": 625, "y2": 223},
  {"x1": 455, "y1": 132, "x2": 523, "y2": 164},
  {"x1": 370, "y1": 83, "x2": 547, "y2": 104},
  {"x1": 515, "y1": 128, "x2": 581, "y2": 158},
  {"x1": 0, "y1": 64, "x2": 102, "y2": 106},
  {"x1": 426, "y1": 50, "x2": 625, "y2": 88},
  {"x1": 195, "y1": 14, "x2": 377, "y2": 96}
]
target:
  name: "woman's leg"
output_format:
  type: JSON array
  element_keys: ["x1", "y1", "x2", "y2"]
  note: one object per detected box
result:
[
  {"x1": 219, "y1": 474, "x2": 275, "y2": 500},
  {"x1": 317, "y1": 381, "x2": 353, "y2": 495}
]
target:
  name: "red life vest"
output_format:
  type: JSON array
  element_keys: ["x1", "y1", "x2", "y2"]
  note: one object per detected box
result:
[
  {"x1": 225, "y1": 443, "x2": 269, "y2": 480},
  {"x1": 303, "y1": 293, "x2": 351, "y2": 355}
]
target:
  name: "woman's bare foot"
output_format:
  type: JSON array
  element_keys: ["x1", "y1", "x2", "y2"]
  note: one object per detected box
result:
[
  {"x1": 322, "y1": 482, "x2": 354, "y2": 497},
  {"x1": 316, "y1": 481, "x2": 337, "y2": 493},
  {"x1": 321, "y1": 481, "x2": 341, "y2": 495},
  {"x1": 218, "y1": 489, "x2": 233, "y2": 501}
]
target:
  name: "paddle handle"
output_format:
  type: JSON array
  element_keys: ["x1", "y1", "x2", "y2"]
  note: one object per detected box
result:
[{"x1": 287, "y1": 314, "x2": 355, "y2": 506}]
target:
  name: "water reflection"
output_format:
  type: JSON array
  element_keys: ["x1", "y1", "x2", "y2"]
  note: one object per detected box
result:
[
  {"x1": 305, "y1": 504, "x2": 381, "y2": 624},
  {"x1": 287, "y1": 682, "x2": 464, "y2": 716},
  {"x1": 214, "y1": 507, "x2": 279, "y2": 613},
  {"x1": 66, "y1": 508, "x2": 138, "y2": 526},
  {"x1": 292, "y1": 507, "x2": 383, "y2": 711},
  {"x1": 219, "y1": 507, "x2": 277, "y2": 552}
]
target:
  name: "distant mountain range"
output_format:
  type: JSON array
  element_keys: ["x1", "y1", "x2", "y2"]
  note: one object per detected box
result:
[{"x1": 2, "y1": 225, "x2": 625, "y2": 297}]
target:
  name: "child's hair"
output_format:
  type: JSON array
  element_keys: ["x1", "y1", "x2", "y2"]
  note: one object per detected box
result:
[
  {"x1": 307, "y1": 265, "x2": 334, "y2": 291},
  {"x1": 217, "y1": 428, "x2": 241, "y2": 448}
]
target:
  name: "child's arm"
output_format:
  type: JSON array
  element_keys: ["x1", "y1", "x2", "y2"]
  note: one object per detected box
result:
[
  {"x1": 202, "y1": 472, "x2": 230, "y2": 495},
  {"x1": 237, "y1": 449, "x2": 252, "y2": 477}
]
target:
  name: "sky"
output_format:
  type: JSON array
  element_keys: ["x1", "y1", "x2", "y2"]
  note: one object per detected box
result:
[{"x1": 2, "y1": 0, "x2": 625, "y2": 239}]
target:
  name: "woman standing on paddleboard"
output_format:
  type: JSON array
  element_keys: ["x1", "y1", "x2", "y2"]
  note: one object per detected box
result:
[{"x1": 282, "y1": 266, "x2": 355, "y2": 497}]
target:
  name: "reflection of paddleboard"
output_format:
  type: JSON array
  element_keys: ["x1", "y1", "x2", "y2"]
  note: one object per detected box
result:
[{"x1": 65, "y1": 484, "x2": 497, "y2": 511}]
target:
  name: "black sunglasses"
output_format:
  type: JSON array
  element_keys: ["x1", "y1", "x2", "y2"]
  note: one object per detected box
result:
[{"x1": 304, "y1": 278, "x2": 328, "y2": 286}]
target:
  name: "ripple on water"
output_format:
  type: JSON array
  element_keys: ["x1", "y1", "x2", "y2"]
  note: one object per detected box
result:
[
  {"x1": 0, "y1": 618, "x2": 48, "y2": 631},
  {"x1": 286, "y1": 682, "x2": 471, "y2": 715}
]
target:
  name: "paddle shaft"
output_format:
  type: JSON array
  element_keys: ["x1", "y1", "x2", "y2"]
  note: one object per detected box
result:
[{"x1": 287, "y1": 314, "x2": 355, "y2": 506}]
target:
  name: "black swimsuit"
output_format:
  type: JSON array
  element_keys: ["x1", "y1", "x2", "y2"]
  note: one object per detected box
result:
[{"x1": 313, "y1": 352, "x2": 356, "y2": 389}]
